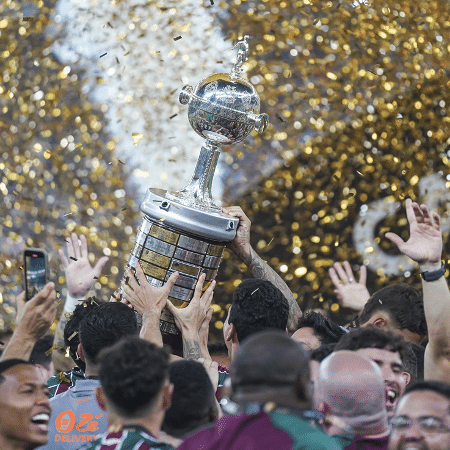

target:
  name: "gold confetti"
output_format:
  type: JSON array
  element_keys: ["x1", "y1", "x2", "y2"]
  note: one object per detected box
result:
[
  {"x1": 45, "y1": 344, "x2": 58, "y2": 356},
  {"x1": 68, "y1": 331, "x2": 78, "y2": 341},
  {"x1": 173, "y1": 36, "x2": 182, "y2": 41},
  {"x1": 132, "y1": 133, "x2": 144, "y2": 145},
  {"x1": 58, "y1": 372, "x2": 71, "y2": 384}
]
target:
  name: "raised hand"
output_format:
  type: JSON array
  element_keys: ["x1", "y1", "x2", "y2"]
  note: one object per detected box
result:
[
  {"x1": 328, "y1": 261, "x2": 370, "y2": 312},
  {"x1": 222, "y1": 206, "x2": 252, "y2": 264},
  {"x1": 385, "y1": 198, "x2": 442, "y2": 272},
  {"x1": 166, "y1": 273, "x2": 216, "y2": 336},
  {"x1": 58, "y1": 233, "x2": 109, "y2": 298},
  {"x1": 121, "y1": 263, "x2": 179, "y2": 315}
]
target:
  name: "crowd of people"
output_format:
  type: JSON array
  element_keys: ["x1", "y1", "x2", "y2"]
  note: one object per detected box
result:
[{"x1": 1, "y1": 198, "x2": 450, "y2": 450}]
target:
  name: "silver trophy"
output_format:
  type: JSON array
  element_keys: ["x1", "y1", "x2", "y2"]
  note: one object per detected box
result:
[{"x1": 122, "y1": 36, "x2": 268, "y2": 353}]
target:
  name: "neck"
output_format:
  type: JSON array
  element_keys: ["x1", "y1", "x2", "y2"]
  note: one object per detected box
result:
[
  {"x1": 107, "y1": 410, "x2": 165, "y2": 439},
  {"x1": 234, "y1": 388, "x2": 311, "y2": 412},
  {"x1": 398, "y1": 328, "x2": 424, "y2": 346},
  {"x1": 83, "y1": 362, "x2": 98, "y2": 378}
]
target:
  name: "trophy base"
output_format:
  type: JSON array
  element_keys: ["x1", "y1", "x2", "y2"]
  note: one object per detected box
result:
[{"x1": 122, "y1": 188, "x2": 239, "y2": 355}]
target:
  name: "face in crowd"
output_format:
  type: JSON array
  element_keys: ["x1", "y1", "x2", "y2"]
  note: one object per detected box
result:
[
  {"x1": 355, "y1": 348, "x2": 409, "y2": 417},
  {"x1": 389, "y1": 389, "x2": 450, "y2": 450},
  {"x1": 0, "y1": 364, "x2": 51, "y2": 449}
]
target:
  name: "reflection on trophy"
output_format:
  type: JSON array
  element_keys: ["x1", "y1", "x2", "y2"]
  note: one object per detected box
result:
[{"x1": 123, "y1": 36, "x2": 269, "y2": 354}]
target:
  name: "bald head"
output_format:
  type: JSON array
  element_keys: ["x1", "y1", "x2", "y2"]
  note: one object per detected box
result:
[
  {"x1": 314, "y1": 350, "x2": 388, "y2": 436},
  {"x1": 231, "y1": 330, "x2": 311, "y2": 406}
]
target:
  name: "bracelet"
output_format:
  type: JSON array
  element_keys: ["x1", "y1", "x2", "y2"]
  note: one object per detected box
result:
[{"x1": 420, "y1": 261, "x2": 446, "y2": 282}]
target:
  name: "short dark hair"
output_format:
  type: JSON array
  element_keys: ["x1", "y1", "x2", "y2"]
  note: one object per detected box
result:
[
  {"x1": 229, "y1": 279, "x2": 289, "y2": 343},
  {"x1": 296, "y1": 311, "x2": 347, "y2": 345},
  {"x1": 358, "y1": 284, "x2": 427, "y2": 336},
  {"x1": 98, "y1": 336, "x2": 169, "y2": 418},
  {"x1": 79, "y1": 302, "x2": 138, "y2": 364},
  {"x1": 162, "y1": 360, "x2": 216, "y2": 438},
  {"x1": 64, "y1": 298, "x2": 102, "y2": 371},
  {"x1": 334, "y1": 325, "x2": 409, "y2": 365},
  {"x1": 310, "y1": 343, "x2": 337, "y2": 363},
  {"x1": 0, "y1": 359, "x2": 34, "y2": 386},
  {"x1": 207, "y1": 341, "x2": 228, "y2": 356},
  {"x1": 29, "y1": 335, "x2": 54, "y2": 369},
  {"x1": 403, "y1": 380, "x2": 450, "y2": 403}
]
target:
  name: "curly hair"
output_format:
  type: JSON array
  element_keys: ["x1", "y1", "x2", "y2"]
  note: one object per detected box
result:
[
  {"x1": 229, "y1": 278, "x2": 289, "y2": 343},
  {"x1": 358, "y1": 283, "x2": 427, "y2": 336},
  {"x1": 98, "y1": 336, "x2": 169, "y2": 418},
  {"x1": 334, "y1": 325, "x2": 410, "y2": 365}
]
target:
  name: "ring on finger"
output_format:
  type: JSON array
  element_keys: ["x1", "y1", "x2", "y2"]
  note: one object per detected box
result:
[{"x1": 348, "y1": 277, "x2": 354, "y2": 282}]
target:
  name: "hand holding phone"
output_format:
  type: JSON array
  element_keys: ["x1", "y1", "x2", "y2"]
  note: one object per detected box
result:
[{"x1": 23, "y1": 248, "x2": 49, "y2": 301}]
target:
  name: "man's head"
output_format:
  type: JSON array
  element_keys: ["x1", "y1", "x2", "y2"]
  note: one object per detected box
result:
[
  {"x1": 335, "y1": 326, "x2": 410, "y2": 417},
  {"x1": 64, "y1": 299, "x2": 100, "y2": 371},
  {"x1": 0, "y1": 359, "x2": 51, "y2": 449},
  {"x1": 78, "y1": 302, "x2": 139, "y2": 369},
  {"x1": 358, "y1": 284, "x2": 427, "y2": 345},
  {"x1": 291, "y1": 311, "x2": 347, "y2": 350},
  {"x1": 389, "y1": 381, "x2": 450, "y2": 450},
  {"x1": 314, "y1": 351, "x2": 388, "y2": 437},
  {"x1": 96, "y1": 336, "x2": 172, "y2": 421},
  {"x1": 162, "y1": 360, "x2": 217, "y2": 438},
  {"x1": 230, "y1": 330, "x2": 311, "y2": 408},
  {"x1": 223, "y1": 279, "x2": 289, "y2": 360},
  {"x1": 29, "y1": 335, "x2": 55, "y2": 382}
]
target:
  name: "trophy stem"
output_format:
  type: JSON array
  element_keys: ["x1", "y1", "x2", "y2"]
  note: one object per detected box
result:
[{"x1": 167, "y1": 141, "x2": 220, "y2": 210}]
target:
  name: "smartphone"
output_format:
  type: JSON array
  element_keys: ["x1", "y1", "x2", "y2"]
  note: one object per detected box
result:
[{"x1": 23, "y1": 248, "x2": 49, "y2": 301}]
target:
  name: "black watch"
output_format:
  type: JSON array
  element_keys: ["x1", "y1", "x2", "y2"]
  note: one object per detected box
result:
[{"x1": 421, "y1": 262, "x2": 446, "y2": 281}]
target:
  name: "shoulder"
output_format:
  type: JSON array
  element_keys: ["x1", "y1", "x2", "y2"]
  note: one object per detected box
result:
[{"x1": 48, "y1": 368, "x2": 85, "y2": 398}]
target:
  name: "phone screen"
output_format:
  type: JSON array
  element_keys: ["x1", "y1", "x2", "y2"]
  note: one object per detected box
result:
[{"x1": 25, "y1": 251, "x2": 47, "y2": 300}]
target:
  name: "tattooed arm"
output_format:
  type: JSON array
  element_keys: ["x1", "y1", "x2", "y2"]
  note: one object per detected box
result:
[
  {"x1": 183, "y1": 339, "x2": 202, "y2": 360},
  {"x1": 222, "y1": 206, "x2": 302, "y2": 332}
]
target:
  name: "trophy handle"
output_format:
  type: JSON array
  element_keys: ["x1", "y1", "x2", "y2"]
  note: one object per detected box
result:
[{"x1": 249, "y1": 113, "x2": 269, "y2": 134}]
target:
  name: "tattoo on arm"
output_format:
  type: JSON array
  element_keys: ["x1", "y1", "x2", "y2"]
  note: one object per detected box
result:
[
  {"x1": 183, "y1": 339, "x2": 202, "y2": 360},
  {"x1": 249, "y1": 249, "x2": 302, "y2": 329}
]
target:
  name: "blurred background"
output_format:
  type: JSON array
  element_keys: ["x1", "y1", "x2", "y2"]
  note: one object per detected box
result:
[{"x1": 1, "y1": 0, "x2": 450, "y2": 340}]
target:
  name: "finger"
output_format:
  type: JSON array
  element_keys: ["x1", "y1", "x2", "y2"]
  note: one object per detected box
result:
[
  {"x1": 93, "y1": 256, "x2": 109, "y2": 277},
  {"x1": 163, "y1": 271, "x2": 179, "y2": 294},
  {"x1": 405, "y1": 199, "x2": 419, "y2": 225},
  {"x1": 432, "y1": 212, "x2": 441, "y2": 230},
  {"x1": 205, "y1": 306, "x2": 213, "y2": 323},
  {"x1": 358, "y1": 264, "x2": 367, "y2": 285},
  {"x1": 66, "y1": 235, "x2": 76, "y2": 260},
  {"x1": 333, "y1": 289, "x2": 343, "y2": 301},
  {"x1": 192, "y1": 273, "x2": 207, "y2": 303},
  {"x1": 71, "y1": 233, "x2": 81, "y2": 260},
  {"x1": 384, "y1": 232, "x2": 406, "y2": 249},
  {"x1": 29, "y1": 282, "x2": 56, "y2": 306},
  {"x1": 16, "y1": 291, "x2": 26, "y2": 308},
  {"x1": 222, "y1": 206, "x2": 251, "y2": 226},
  {"x1": 58, "y1": 248, "x2": 69, "y2": 268},
  {"x1": 333, "y1": 262, "x2": 349, "y2": 284},
  {"x1": 126, "y1": 268, "x2": 139, "y2": 291},
  {"x1": 419, "y1": 204, "x2": 433, "y2": 224},
  {"x1": 133, "y1": 263, "x2": 147, "y2": 287},
  {"x1": 201, "y1": 280, "x2": 215, "y2": 309},
  {"x1": 342, "y1": 261, "x2": 355, "y2": 282},
  {"x1": 79, "y1": 234, "x2": 88, "y2": 259},
  {"x1": 328, "y1": 268, "x2": 341, "y2": 288}
]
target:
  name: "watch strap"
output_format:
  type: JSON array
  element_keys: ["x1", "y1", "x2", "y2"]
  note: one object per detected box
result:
[{"x1": 421, "y1": 261, "x2": 446, "y2": 281}]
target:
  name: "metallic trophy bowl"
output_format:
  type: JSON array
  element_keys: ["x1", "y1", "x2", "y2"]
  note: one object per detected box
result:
[{"x1": 121, "y1": 36, "x2": 269, "y2": 354}]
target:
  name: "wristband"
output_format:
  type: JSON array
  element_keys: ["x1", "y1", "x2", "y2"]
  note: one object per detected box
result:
[
  {"x1": 64, "y1": 293, "x2": 86, "y2": 313},
  {"x1": 420, "y1": 262, "x2": 446, "y2": 282}
]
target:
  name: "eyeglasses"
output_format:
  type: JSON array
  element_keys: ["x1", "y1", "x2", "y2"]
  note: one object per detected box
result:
[{"x1": 390, "y1": 416, "x2": 450, "y2": 433}]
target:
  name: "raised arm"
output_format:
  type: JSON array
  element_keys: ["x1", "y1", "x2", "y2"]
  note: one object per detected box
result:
[
  {"x1": 222, "y1": 206, "x2": 301, "y2": 331},
  {"x1": 385, "y1": 198, "x2": 450, "y2": 382},
  {"x1": 166, "y1": 273, "x2": 216, "y2": 361},
  {"x1": 53, "y1": 233, "x2": 109, "y2": 370},
  {"x1": 1, "y1": 282, "x2": 56, "y2": 361}
]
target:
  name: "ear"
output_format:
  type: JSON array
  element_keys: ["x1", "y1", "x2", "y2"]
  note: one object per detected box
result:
[
  {"x1": 95, "y1": 387, "x2": 107, "y2": 411},
  {"x1": 372, "y1": 317, "x2": 387, "y2": 328},
  {"x1": 225, "y1": 323, "x2": 238, "y2": 344},
  {"x1": 162, "y1": 381, "x2": 173, "y2": 411},
  {"x1": 402, "y1": 371, "x2": 411, "y2": 386},
  {"x1": 77, "y1": 343, "x2": 85, "y2": 362}
]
